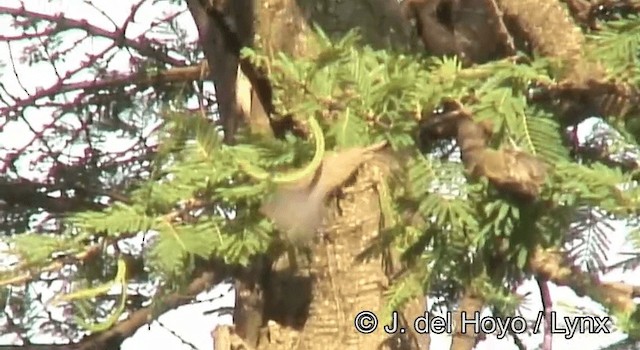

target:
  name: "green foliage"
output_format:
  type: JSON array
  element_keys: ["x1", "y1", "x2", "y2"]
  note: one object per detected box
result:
[
  {"x1": 523, "y1": 108, "x2": 571, "y2": 162},
  {"x1": 70, "y1": 203, "x2": 155, "y2": 239},
  {"x1": 8, "y1": 234, "x2": 82, "y2": 267},
  {"x1": 587, "y1": 15, "x2": 640, "y2": 84},
  {"x1": 8, "y1": 21, "x2": 640, "y2": 337}
]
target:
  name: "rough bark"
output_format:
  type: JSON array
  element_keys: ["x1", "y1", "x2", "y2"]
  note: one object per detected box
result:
[
  {"x1": 495, "y1": 0, "x2": 640, "y2": 123},
  {"x1": 296, "y1": 163, "x2": 399, "y2": 349},
  {"x1": 217, "y1": 1, "x2": 427, "y2": 349}
]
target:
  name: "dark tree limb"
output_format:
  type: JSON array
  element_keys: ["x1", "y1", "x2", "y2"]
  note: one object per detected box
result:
[
  {"x1": 0, "y1": 179, "x2": 106, "y2": 214},
  {"x1": 186, "y1": 0, "x2": 255, "y2": 144}
]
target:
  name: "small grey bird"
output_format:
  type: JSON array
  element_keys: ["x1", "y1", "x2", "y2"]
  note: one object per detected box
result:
[
  {"x1": 260, "y1": 141, "x2": 396, "y2": 246},
  {"x1": 260, "y1": 185, "x2": 326, "y2": 246}
]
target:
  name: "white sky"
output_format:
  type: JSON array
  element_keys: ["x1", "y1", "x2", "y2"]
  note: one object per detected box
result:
[{"x1": 0, "y1": 1, "x2": 637, "y2": 349}]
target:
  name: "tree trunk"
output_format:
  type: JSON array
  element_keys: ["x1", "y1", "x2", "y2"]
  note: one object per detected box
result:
[
  {"x1": 297, "y1": 163, "x2": 402, "y2": 349},
  {"x1": 223, "y1": 1, "x2": 428, "y2": 349}
]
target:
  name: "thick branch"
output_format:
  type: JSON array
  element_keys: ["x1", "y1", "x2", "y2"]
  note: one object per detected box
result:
[
  {"x1": 185, "y1": 0, "x2": 254, "y2": 144},
  {"x1": 0, "y1": 180, "x2": 106, "y2": 214},
  {"x1": 494, "y1": 0, "x2": 640, "y2": 123},
  {"x1": 496, "y1": 0, "x2": 597, "y2": 82},
  {"x1": 419, "y1": 102, "x2": 548, "y2": 200},
  {"x1": 529, "y1": 247, "x2": 640, "y2": 314}
]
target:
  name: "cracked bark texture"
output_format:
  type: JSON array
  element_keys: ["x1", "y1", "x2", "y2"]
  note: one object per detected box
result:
[
  {"x1": 195, "y1": 1, "x2": 640, "y2": 349},
  {"x1": 297, "y1": 164, "x2": 396, "y2": 349},
  {"x1": 231, "y1": 1, "x2": 426, "y2": 349},
  {"x1": 496, "y1": 0, "x2": 638, "y2": 123},
  {"x1": 496, "y1": 0, "x2": 603, "y2": 83}
]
